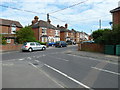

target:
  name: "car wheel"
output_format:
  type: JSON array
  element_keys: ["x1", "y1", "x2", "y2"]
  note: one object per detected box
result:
[
  {"x1": 42, "y1": 47, "x2": 46, "y2": 51},
  {"x1": 28, "y1": 48, "x2": 33, "y2": 52}
]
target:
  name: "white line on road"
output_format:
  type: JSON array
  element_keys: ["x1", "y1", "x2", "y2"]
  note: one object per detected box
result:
[
  {"x1": 44, "y1": 64, "x2": 90, "y2": 89},
  {"x1": 57, "y1": 57, "x2": 69, "y2": 62},
  {"x1": 48, "y1": 55, "x2": 69, "y2": 62},
  {"x1": 35, "y1": 60, "x2": 39, "y2": 62},
  {"x1": 91, "y1": 67, "x2": 120, "y2": 75},
  {"x1": 28, "y1": 62, "x2": 37, "y2": 68},
  {"x1": 19, "y1": 58, "x2": 24, "y2": 61},
  {"x1": 67, "y1": 54, "x2": 118, "y2": 65}
]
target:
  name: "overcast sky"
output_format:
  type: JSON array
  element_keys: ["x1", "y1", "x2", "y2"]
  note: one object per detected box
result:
[{"x1": 0, "y1": 0, "x2": 119, "y2": 34}]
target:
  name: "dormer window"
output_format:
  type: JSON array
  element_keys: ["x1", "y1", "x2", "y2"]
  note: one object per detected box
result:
[{"x1": 11, "y1": 24, "x2": 16, "y2": 34}]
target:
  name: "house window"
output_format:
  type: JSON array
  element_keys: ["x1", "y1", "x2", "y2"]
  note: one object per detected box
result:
[
  {"x1": 7, "y1": 39, "x2": 11, "y2": 43},
  {"x1": 66, "y1": 32, "x2": 68, "y2": 37},
  {"x1": 11, "y1": 24, "x2": 16, "y2": 34},
  {"x1": 42, "y1": 29, "x2": 47, "y2": 35}
]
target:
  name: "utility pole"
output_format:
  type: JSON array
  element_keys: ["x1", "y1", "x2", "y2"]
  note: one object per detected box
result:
[
  {"x1": 46, "y1": 13, "x2": 49, "y2": 47},
  {"x1": 99, "y1": 19, "x2": 102, "y2": 29},
  {"x1": 47, "y1": 13, "x2": 49, "y2": 22}
]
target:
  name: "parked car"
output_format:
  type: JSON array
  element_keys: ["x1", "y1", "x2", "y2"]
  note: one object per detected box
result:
[
  {"x1": 66, "y1": 40, "x2": 76, "y2": 45},
  {"x1": 21, "y1": 42, "x2": 46, "y2": 52},
  {"x1": 48, "y1": 42, "x2": 55, "y2": 46},
  {"x1": 66, "y1": 40, "x2": 72, "y2": 45},
  {"x1": 80, "y1": 40, "x2": 95, "y2": 44},
  {"x1": 54, "y1": 41, "x2": 67, "y2": 47}
]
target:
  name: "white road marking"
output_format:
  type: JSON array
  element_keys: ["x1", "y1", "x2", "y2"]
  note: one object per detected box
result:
[
  {"x1": 44, "y1": 64, "x2": 90, "y2": 89},
  {"x1": 91, "y1": 67, "x2": 120, "y2": 75},
  {"x1": 28, "y1": 61, "x2": 64, "y2": 88},
  {"x1": 67, "y1": 54, "x2": 118, "y2": 65},
  {"x1": 28, "y1": 62, "x2": 37, "y2": 68},
  {"x1": 57, "y1": 57, "x2": 69, "y2": 61},
  {"x1": 49, "y1": 56, "x2": 69, "y2": 62},
  {"x1": 19, "y1": 58, "x2": 24, "y2": 61},
  {"x1": 35, "y1": 60, "x2": 39, "y2": 62},
  {"x1": 2, "y1": 63, "x2": 14, "y2": 66},
  {"x1": 27, "y1": 57, "x2": 32, "y2": 60}
]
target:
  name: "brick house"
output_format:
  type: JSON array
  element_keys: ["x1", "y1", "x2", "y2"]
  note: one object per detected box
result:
[
  {"x1": 79, "y1": 31, "x2": 89, "y2": 41},
  {"x1": 57, "y1": 24, "x2": 72, "y2": 41},
  {"x1": 110, "y1": 5, "x2": 120, "y2": 26},
  {"x1": 73, "y1": 30, "x2": 80, "y2": 43},
  {"x1": 31, "y1": 16, "x2": 60, "y2": 43},
  {"x1": 0, "y1": 18, "x2": 23, "y2": 44}
]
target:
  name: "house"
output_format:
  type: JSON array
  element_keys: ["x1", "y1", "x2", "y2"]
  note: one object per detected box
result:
[
  {"x1": 79, "y1": 31, "x2": 89, "y2": 41},
  {"x1": 73, "y1": 30, "x2": 80, "y2": 43},
  {"x1": 57, "y1": 24, "x2": 72, "y2": 41},
  {"x1": 31, "y1": 16, "x2": 60, "y2": 43},
  {"x1": 110, "y1": 3, "x2": 120, "y2": 26},
  {"x1": 0, "y1": 18, "x2": 23, "y2": 44}
]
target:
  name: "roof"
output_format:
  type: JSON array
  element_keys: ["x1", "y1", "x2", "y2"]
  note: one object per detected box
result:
[
  {"x1": 57, "y1": 26, "x2": 70, "y2": 32},
  {"x1": 110, "y1": 7, "x2": 120, "y2": 13},
  {"x1": 0, "y1": 18, "x2": 23, "y2": 28},
  {"x1": 32, "y1": 20, "x2": 57, "y2": 30}
]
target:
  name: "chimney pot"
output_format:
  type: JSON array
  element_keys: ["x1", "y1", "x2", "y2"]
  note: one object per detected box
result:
[{"x1": 65, "y1": 23, "x2": 68, "y2": 28}]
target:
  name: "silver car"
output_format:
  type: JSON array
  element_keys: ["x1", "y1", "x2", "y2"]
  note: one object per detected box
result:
[{"x1": 21, "y1": 42, "x2": 46, "y2": 52}]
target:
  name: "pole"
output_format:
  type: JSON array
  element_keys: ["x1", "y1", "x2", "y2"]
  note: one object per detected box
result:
[
  {"x1": 46, "y1": 13, "x2": 49, "y2": 47},
  {"x1": 99, "y1": 19, "x2": 101, "y2": 29}
]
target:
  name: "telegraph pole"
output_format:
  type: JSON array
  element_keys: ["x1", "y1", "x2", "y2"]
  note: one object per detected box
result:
[
  {"x1": 46, "y1": 13, "x2": 49, "y2": 47},
  {"x1": 47, "y1": 13, "x2": 49, "y2": 22},
  {"x1": 99, "y1": 19, "x2": 102, "y2": 29}
]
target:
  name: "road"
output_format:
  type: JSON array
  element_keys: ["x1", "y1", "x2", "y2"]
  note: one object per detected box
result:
[{"x1": 1, "y1": 45, "x2": 119, "y2": 89}]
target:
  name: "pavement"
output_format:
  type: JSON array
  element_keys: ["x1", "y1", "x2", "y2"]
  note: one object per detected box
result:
[
  {"x1": 2, "y1": 60, "x2": 63, "y2": 88},
  {"x1": 64, "y1": 50, "x2": 120, "y2": 64}
]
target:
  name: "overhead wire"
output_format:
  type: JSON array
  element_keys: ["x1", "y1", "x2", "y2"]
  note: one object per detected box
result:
[{"x1": 49, "y1": 0, "x2": 89, "y2": 14}]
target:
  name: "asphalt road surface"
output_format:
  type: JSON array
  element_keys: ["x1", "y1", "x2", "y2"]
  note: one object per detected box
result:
[{"x1": 1, "y1": 45, "x2": 119, "y2": 89}]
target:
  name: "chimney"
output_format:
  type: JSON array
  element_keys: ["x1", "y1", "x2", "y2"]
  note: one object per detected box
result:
[
  {"x1": 34, "y1": 16, "x2": 39, "y2": 22},
  {"x1": 47, "y1": 19, "x2": 51, "y2": 24},
  {"x1": 57, "y1": 25, "x2": 60, "y2": 28},
  {"x1": 32, "y1": 16, "x2": 39, "y2": 25},
  {"x1": 65, "y1": 23, "x2": 68, "y2": 28}
]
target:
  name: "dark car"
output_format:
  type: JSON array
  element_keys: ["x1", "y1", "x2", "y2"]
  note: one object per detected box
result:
[
  {"x1": 48, "y1": 42, "x2": 55, "y2": 46},
  {"x1": 66, "y1": 40, "x2": 72, "y2": 45},
  {"x1": 66, "y1": 40, "x2": 76, "y2": 45},
  {"x1": 54, "y1": 41, "x2": 67, "y2": 47},
  {"x1": 81, "y1": 40, "x2": 95, "y2": 44}
]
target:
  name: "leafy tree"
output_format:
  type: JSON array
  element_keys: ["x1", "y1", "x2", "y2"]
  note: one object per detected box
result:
[
  {"x1": 92, "y1": 29, "x2": 110, "y2": 40},
  {"x1": 92, "y1": 25, "x2": 120, "y2": 45},
  {"x1": 0, "y1": 34, "x2": 7, "y2": 45},
  {"x1": 16, "y1": 26, "x2": 36, "y2": 44}
]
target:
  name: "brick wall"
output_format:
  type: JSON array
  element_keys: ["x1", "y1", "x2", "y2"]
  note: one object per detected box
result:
[
  {"x1": 0, "y1": 25, "x2": 21, "y2": 34},
  {"x1": 0, "y1": 44, "x2": 22, "y2": 51},
  {"x1": 78, "y1": 43, "x2": 104, "y2": 53},
  {"x1": 60, "y1": 32, "x2": 66, "y2": 41},
  {"x1": 113, "y1": 11, "x2": 120, "y2": 25}
]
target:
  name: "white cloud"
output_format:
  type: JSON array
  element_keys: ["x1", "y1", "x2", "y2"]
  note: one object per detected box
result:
[{"x1": 0, "y1": 0, "x2": 119, "y2": 34}]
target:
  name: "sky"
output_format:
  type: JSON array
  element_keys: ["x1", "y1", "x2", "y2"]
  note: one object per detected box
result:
[{"x1": 0, "y1": 0, "x2": 120, "y2": 35}]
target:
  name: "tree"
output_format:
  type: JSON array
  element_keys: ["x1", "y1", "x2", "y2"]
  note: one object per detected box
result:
[
  {"x1": 92, "y1": 25, "x2": 120, "y2": 45},
  {"x1": 16, "y1": 26, "x2": 36, "y2": 44},
  {"x1": 0, "y1": 34, "x2": 7, "y2": 45}
]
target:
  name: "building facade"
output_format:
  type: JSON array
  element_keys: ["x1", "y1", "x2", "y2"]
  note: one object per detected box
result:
[
  {"x1": 31, "y1": 16, "x2": 60, "y2": 43},
  {"x1": 0, "y1": 18, "x2": 23, "y2": 44},
  {"x1": 110, "y1": 6, "x2": 120, "y2": 26}
]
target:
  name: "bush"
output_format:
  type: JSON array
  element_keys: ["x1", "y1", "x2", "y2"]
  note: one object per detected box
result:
[{"x1": 91, "y1": 27, "x2": 120, "y2": 45}]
